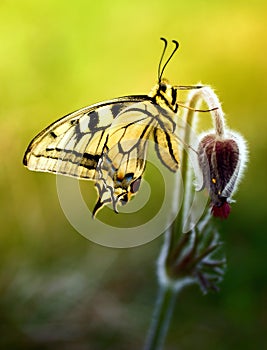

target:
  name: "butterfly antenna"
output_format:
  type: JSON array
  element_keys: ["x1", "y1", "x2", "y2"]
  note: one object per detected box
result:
[
  {"x1": 158, "y1": 38, "x2": 168, "y2": 83},
  {"x1": 158, "y1": 39, "x2": 179, "y2": 83}
]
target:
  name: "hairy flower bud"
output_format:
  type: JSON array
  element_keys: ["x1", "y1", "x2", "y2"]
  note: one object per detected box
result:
[{"x1": 198, "y1": 131, "x2": 247, "y2": 219}]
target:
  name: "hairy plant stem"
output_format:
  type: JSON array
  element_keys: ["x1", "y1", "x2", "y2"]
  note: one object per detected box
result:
[
  {"x1": 144, "y1": 284, "x2": 177, "y2": 350},
  {"x1": 144, "y1": 87, "x2": 221, "y2": 350}
]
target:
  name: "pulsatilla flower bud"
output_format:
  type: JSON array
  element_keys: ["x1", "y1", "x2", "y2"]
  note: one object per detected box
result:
[{"x1": 198, "y1": 131, "x2": 247, "y2": 219}]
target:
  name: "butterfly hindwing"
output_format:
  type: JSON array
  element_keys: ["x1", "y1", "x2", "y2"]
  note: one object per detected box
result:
[
  {"x1": 93, "y1": 102, "x2": 157, "y2": 212},
  {"x1": 90, "y1": 101, "x2": 180, "y2": 213}
]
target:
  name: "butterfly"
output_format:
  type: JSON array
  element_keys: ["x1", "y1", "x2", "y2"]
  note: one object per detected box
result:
[{"x1": 23, "y1": 38, "x2": 213, "y2": 216}]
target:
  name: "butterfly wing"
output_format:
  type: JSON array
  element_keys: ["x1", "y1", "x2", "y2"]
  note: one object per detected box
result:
[
  {"x1": 23, "y1": 96, "x2": 148, "y2": 179},
  {"x1": 23, "y1": 96, "x2": 180, "y2": 215},
  {"x1": 152, "y1": 105, "x2": 180, "y2": 172},
  {"x1": 92, "y1": 101, "x2": 180, "y2": 214},
  {"x1": 93, "y1": 102, "x2": 157, "y2": 213}
]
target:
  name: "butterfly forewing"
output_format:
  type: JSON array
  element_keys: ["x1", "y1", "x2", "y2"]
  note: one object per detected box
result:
[{"x1": 23, "y1": 96, "x2": 148, "y2": 179}]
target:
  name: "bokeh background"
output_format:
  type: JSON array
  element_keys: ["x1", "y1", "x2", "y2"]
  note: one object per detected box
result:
[{"x1": 1, "y1": 0, "x2": 266, "y2": 349}]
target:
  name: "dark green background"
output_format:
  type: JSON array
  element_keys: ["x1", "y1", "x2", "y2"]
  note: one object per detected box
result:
[{"x1": 1, "y1": 1, "x2": 266, "y2": 349}]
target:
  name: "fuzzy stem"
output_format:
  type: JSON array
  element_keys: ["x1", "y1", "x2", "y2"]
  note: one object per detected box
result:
[
  {"x1": 199, "y1": 87, "x2": 226, "y2": 137},
  {"x1": 144, "y1": 285, "x2": 177, "y2": 350}
]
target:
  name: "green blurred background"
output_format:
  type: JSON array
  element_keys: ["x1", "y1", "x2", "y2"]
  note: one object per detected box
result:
[{"x1": 1, "y1": 0, "x2": 266, "y2": 349}]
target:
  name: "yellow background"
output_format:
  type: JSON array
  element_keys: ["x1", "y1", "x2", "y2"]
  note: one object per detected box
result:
[{"x1": 0, "y1": 1, "x2": 266, "y2": 348}]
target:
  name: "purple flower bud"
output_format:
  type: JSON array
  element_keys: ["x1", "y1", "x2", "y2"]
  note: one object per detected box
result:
[{"x1": 197, "y1": 131, "x2": 247, "y2": 219}]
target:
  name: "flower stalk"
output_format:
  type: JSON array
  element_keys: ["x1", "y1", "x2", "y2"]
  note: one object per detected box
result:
[{"x1": 144, "y1": 87, "x2": 232, "y2": 350}]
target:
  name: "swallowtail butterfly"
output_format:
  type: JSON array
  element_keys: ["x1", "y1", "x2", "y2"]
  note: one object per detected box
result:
[{"x1": 23, "y1": 38, "x2": 213, "y2": 216}]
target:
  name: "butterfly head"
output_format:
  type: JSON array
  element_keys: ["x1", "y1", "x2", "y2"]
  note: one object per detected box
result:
[{"x1": 148, "y1": 79, "x2": 178, "y2": 114}]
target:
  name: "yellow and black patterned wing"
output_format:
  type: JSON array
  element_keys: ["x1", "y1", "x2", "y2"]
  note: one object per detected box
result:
[
  {"x1": 23, "y1": 96, "x2": 181, "y2": 215},
  {"x1": 91, "y1": 101, "x2": 180, "y2": 214},
  {"x1": 23, "y1": 96, "x2": 149, "y2": 180}
]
